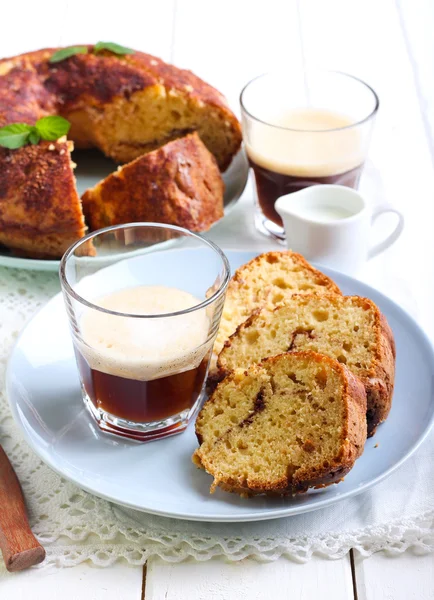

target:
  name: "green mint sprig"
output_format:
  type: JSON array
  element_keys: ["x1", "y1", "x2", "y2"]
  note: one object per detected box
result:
[
  {"x1": 94, "y1": 41, "x2": 133, "y2": 55},
  {"x1": 0, "y1": 116, "x2": 71, "y2": 150},
  {"x1": 0, "y1": 124, "x2": 31, "y2": 149},
  {"x1": 49, "y1": 42, "x2": 133, "y2": 64},
  {"x1": 49, "y1": 46, "x2": 88, "y2": 63}
]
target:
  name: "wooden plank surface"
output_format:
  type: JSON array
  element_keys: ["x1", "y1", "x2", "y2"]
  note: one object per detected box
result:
[
  {"x1": 0, "y1": 562, "x2": 143, "y2": 600},
  {"x1": 145, "y1": 555, "x2": 355, "y2": 600},
  {"x1": 356, "y1": 552, "x2": 434, "y2": 600},
  {"x1": 397, "y1": 0, "x2": 434, "y2": 161}
]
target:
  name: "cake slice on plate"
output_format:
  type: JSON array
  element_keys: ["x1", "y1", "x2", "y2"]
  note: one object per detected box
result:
[
  {"x1": 209, "y1": 251, "x2": 341, "y2": 379},
  {"x1": 217, "y1": 294, "x2": 395, "y2": 436},
  {"x1": 193, "y1": 351, "x2": 367, "y2": 497}
]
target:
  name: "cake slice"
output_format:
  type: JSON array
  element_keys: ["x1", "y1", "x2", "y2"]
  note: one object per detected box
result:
[
  {"x1": 0, "y1": 137, "x2": 86, "y2": 258},
  {"x1": 218, "y1": 294, "x2": 395, "y2": 436},
  {"x1": 193, "y1": 351, "x2": 367, "y2": 496},
  {"x1": 81, "y1": 132, "x2": 224, "y2": 232},
  {"x1": 210, "y1": 251, "x2": 341, "y2": 378}
]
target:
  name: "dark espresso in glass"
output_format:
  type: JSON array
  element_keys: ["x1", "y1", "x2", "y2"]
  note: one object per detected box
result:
[
  {"x1": 250, "y1": 160, "x2": 364, "y2": 227},
  {"x1": 76, "y1": 349, "x2": 209, "y2": 423}
]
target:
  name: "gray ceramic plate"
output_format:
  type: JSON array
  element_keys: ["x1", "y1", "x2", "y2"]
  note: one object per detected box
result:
[
  {"x1": 6, "y1": 250, "x2": 434, "y2": 522},
  {"x1": 0, "y1": 149, "x2": 249, "y2": 271}
]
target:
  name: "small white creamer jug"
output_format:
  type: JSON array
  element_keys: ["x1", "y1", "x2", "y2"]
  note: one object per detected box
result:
[{"x1": 275, "y1": 185, "x2": 404, "y2": 275}]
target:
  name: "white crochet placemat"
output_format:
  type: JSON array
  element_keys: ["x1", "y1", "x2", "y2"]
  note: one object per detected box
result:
[{"x1": 0, "y1": 264, "x2": 433, "y2": 569}]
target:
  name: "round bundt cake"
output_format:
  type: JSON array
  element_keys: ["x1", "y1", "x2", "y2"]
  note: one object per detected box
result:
[{"x1": 0, "y1": 45, "x2": 242, "y2": 258}]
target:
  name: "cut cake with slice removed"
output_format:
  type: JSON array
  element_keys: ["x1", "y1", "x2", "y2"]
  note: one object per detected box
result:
[
  {"x1": 81, "y1": 132, "x2": 224, "y2": 232},
  {"x1": 218, "y1": 294, "x2": 396, "y2": 436},
  {"x1": 193, "y1": 351, "x2": 367, "y2": 497},
  {"x1": 209, "y1": 251, "x2": 341, "y2": 379}
]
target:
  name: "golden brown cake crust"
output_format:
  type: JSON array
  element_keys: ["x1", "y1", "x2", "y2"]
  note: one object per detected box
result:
[
  {"x1": 0, "y1": 63, "x2": 55, "y2": 126},
  {"x1": 0, "y1": 138, "x2": 86, "y2": 258},
  {"x1": 0, "y1": 47, "x2": 242, "y2": 170},
  {"x1": 5, "y1": 47, "x2": 234, "y2": 114},
  {"x1": 227, "y1": 251, "x2": 342, "y2": 299},
  {"x1": 365, "y1": 310, "x2": 396, "y2": 435},
  {"x1": 217, "y1": 293, "x2": 396, "y2": 437},
  {"x1": 208, "y1": 251, "x2": 342, "y2": 381},
  {"x1": 194, "y1": 351, "x2": 367, "y2": 497},
  {"x1": 81, "y1": 132, "x2": 224, "y2": 232}
]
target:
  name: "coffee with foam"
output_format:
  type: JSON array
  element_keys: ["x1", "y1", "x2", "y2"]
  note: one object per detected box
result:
[
  {"x1": 246, "y1": 108, "x2": 363, "y2": 178},
  {"x1": 79, "y1": 285, "x2": 210, "y2": 381},
  {"x1": 246, "y1": 108, "x2": 365, "y2": 229}
]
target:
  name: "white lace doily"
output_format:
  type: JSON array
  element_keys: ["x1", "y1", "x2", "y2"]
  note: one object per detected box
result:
[{"x1": 0, "y1": 265, "x2": 433, "y2": 569}]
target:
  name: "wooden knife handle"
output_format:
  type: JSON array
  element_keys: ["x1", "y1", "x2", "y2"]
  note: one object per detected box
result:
[{"x1": 0, "y1": 445, "x2": 45, "y2": 571}]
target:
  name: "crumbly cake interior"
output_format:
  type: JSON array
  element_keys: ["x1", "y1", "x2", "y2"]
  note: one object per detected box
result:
[
  {"x1": 214, "y1": 253, "x2": 340, "y2": 364},
  {"x1": 72, "y1": 86, "x2": 237, "y2": 170},
  {"x1": 219, "y1": 295, "x2": 377, "y2": 381},
  {"x1": 195, "y1": 354, "x2": 345, "y2": 492}
]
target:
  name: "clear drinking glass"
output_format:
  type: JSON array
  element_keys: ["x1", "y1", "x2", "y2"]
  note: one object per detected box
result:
[
  {"x1": 59, "y1": 223, "x2": 230, "y2": 442},
  {"x1": 240, "y1": 70, "x2": 379, "y2": 241}
]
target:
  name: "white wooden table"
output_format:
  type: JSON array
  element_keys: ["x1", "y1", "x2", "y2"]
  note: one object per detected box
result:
[{"x1": 1, "y1": 0, "x2": 434, "y2": 597}]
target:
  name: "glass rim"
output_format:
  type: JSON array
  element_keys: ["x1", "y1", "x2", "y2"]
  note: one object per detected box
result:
[
  {"x1": 239, "y1": 69, "x2": 380, "y2": 132},
  {"x1": 59, "y1": 222, "x2": 231, "y2": 319}
]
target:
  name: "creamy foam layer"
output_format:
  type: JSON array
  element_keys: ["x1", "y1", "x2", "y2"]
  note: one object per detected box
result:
[
  {"x1": 78, "y1": 285, "x2": 210, "y2": 381},
  {"x1": 246, "y1": 108, "x2": 364, "y2": 177}
]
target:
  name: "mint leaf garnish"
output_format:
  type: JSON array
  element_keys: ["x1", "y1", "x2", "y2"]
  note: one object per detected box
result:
[
  {"x1": 35, "y1": 116, "x2": 70, "y2": 140},
  {"x1": 49, "y1": 46, "x2": 88, "y2": 63},
  {"x1": 49, "y1": 43, "x2": 133, "y2": 64},
  {"x1": 0, "y1": 123, "x2": 32, "y2": 149},
  {"x1": 0, "y1": 116, "x2": 71, "y2": 149},
  {"x1": 28, "y1": 129, "x2": 41, "y2": 145},
  {"x1": 94, "y1": 41, "x2": 133, "y2": 55}
]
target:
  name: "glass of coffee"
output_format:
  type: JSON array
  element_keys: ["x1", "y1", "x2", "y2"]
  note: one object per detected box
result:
[
  {"x1": 60, "y1": 223, "x2": 230, "y2": 442},
  {"x1": 240, "y1": 70, "x2": 379, "y2": 240}
]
